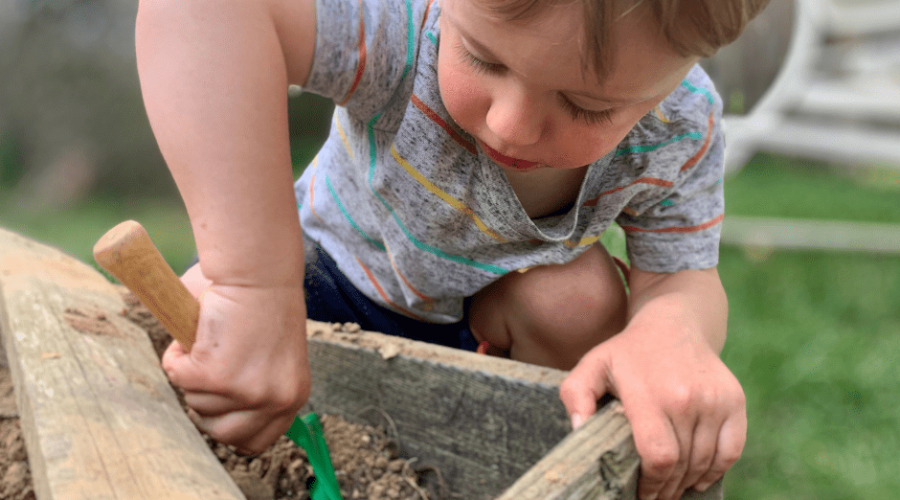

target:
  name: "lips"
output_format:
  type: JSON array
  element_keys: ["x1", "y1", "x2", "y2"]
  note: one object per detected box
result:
[{"x1": 478, "y1": 141, "x2": 540, "y2": 170}]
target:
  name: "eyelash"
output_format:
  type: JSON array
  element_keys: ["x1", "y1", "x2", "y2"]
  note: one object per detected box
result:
[
  {"x1": 457, "y1": 45, "x2": 616, "y2": 126},
  {"x1": 458, "y1": 45, "x2": 503, "y2": 75},
  {"x1": 559, "y1": 97, "x2": 616, "y2": 125}
]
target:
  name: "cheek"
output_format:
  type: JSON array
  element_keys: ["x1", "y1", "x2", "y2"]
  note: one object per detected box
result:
[
  {"x1": 554, "y1": 125, "x2": 622, "y2": 166},
  {"x1": 437, "y1": 56, "x2": 485, "y2": 132},
  {"x1": 563, "y1": 109, "x2": 649, "y2": 163}
]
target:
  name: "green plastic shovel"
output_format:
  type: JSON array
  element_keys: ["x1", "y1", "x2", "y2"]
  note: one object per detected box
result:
[{"x1": 287, "y1": 413, "x2": 343, "y2": 500}]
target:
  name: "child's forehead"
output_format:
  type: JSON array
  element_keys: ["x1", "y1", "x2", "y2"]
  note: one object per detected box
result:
[
  {"x1": 445, "y1": 0, "x2": 697, "y2": 103},
  {"x1": 469, "y1": 0, "x2": 580, "y2": 23},
  {"x1": 447, "y1": 0, "x2": 590, "y2": 59},
  {"x1": 447, "y1": 0, "x2": 607, "y2": 82}
]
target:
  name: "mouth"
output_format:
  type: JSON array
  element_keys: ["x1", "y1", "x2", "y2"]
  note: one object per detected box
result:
[{"x1": 478, "y1": 141, "x2": 540, "y2": 170}]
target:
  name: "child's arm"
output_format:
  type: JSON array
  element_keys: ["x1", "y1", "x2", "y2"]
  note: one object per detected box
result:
[
  {"x1": 135, "y1": 0, "x2": 317, "y2": 453},
  {"x1": 559, "y1": 267, "x2": 746, "y2": 500}
]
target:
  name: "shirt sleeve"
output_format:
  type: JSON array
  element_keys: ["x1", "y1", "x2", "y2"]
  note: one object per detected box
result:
[
  {"x1": 303, "y1": 0, "x2": 431, "y2": 122},
  {"x1": 616, "y1": 67, "x2": 726, "y2": 273}
]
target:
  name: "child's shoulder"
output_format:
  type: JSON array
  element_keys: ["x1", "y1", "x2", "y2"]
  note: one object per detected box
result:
[
  {"x1": 613, "y1": 65, "x2": 723, "y2": 177},
  {"x1": 623, "y1": 65, "x2": 721, "y2": 150},
  {"x1": 656, "y1": 65, "x2": 722, "y2": 127},
  {"x1": 307, "y1": 0, "x2": 438, "y2": 121}
]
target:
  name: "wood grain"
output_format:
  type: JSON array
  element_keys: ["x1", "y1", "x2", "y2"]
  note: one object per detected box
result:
[
  {"x1": 93, "y1": 220, "x2": 198, "y2": 351},
  {"x1": 304, "y1": 324, "x2": 724, "y2": 500},
  {"x1": 0, "y1": 227, "x2": 245, "y2": 500}
]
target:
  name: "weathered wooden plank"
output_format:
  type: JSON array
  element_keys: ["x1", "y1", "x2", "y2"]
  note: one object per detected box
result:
[
  {"x1": 494, "y1": 398, "x2": 639, "y2": 500},
  {"x1": 304, "y1": 323, "x2": 724, "y2": 500},
  {"x1": 0, "y1": 227, "x2": 245, "y2": 500},
  {"x1": 495, "y1": 400, "x2": 723, "y2": 500},
  {"x1": 304, "y1": 322, "x2": 569, "y2": 500}
]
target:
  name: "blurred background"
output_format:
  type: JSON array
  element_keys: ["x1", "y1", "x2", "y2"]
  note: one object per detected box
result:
[{"x1": 1, "y1": 0, "x2": 899, "y2": 498}]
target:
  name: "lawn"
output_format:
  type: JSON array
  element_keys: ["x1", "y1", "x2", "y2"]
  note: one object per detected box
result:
[
  {"x1": 718, "y1": 154, "x2": 900, "y2": 500},
  {"x1": 1, "y1": 152, "x2": 898, "y2": 499},
  {"x1": 0, "y1": 195, "x2": 195, "y2": 275},
  {"x1": 720, "y1": 248, "x2": 900, "y2": 499}
]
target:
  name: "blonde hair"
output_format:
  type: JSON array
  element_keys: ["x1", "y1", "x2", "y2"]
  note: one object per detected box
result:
[{"x1": 484, "y1": 0, "x2": 771, "y2": 78}]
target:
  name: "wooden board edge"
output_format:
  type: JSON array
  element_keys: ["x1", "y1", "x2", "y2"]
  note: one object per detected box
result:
[
  {"x1": 496, "y1": 400, "x2": 723, "y2": 500},
  {"x1": 0, "y1": 227, "x2": 246, "y2": 500},
  {"x1": 306, "y1": 320, "x2": 568, "y2": 386},
  {"x1": 0, "y1": 287, "x2": 52, "y2": 500},
  {"x1": 305, "y1": 325, "x2": 725, "y2": 500},
  {"x1": 303, "y1": 323, "x2": 572, "y2": 499}
]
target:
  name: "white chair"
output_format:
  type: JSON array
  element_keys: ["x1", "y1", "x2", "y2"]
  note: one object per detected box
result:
[
  {"x1": 708, "y1": 0, "x2": 900, "y2": 174},
  {"x1": 704, "y1": 0, "x2": 900, "y2": 254}
]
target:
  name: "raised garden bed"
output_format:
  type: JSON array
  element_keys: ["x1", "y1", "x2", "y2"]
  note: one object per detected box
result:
[{"x1": 0, "y1": 226, "x2": 723, "y2": 500}]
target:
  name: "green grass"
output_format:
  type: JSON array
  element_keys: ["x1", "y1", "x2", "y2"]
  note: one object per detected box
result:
[
  {"x1": 724, "y1": 154, "x2": 900, "y2": 222},
  {"x1": 0, "y1": 133, "x2": 322, "y2": 274},
  {"x1": 0, "y1": 195, "x2": 195, "y2": 274},
  {"x1": 720, "y1": 248, "x2": 900, "y2": 500},
  {"x1": 719, "y1": 154, "x2": 900, "y2": 500}
]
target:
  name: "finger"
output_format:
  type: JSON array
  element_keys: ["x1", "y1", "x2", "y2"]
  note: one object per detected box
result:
[
  {"x1": 626, "y1": 406, "x2": 680, "y2": 500},
  {"x1": 183, "y1": 391, "x2": 245, "y2": 417},
  {"x1": 161, "y1": 339, "x2": 186, "y2": 381},
  {"x1": 160, "y1": 340, "x2": 216, "y2": 393},
  {"x1": 674, "y1": 413, "x2": 726, "y2": 495},
  {"x1": 188, "y1": 408, "x2": 294, "y2": 454},
  {"x1": 694, "y1": 411, "x2": 747, "y2": 492},
  {"x1": 558, "y1": 350, "x2": 612, "y2": 430},
  {"x1": 650, "y1": 413, "x2": 694, "y2": 500}
]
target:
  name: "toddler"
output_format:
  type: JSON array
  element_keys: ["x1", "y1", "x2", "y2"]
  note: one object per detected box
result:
[{"x1": 135, "y1": 0, "x2": 768, "y2": 498}]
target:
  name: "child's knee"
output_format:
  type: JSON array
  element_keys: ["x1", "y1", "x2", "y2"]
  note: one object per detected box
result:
[
  {"x1": 523, "y1": 250, "x2": 628, "y2": 350},
  {"x1": 469, "y1": 245, "x2": 628, "y2": 369}
]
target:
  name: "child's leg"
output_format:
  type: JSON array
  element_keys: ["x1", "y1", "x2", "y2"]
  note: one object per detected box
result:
[{"x1": 468, "y1": 244, "x2": 628, "y2": 370}]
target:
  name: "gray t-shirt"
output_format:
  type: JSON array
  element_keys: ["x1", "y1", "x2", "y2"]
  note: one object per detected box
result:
[{"x1": 295, "y1": 0, "x2": 725, "y2": 323}]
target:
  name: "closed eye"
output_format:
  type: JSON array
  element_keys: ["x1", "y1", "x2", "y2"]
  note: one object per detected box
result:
[
  {"x1": 456, "y1": 41, "x2": 614, "y2": 125},
  {"x1": 457, "y1": 44, "x2": 505, "y2": 75},
  {"x1": 559, "y1": 95, "x2": 615, "y2": 125}
]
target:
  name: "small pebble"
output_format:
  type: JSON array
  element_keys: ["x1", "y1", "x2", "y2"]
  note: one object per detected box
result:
[{"x1": 388, "y1": 459, "x2": 405, "y2": 473}]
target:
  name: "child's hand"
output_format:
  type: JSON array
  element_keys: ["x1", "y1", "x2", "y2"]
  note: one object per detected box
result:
[
  {"x1": 559, "y1": 324, "x2": 746, "y2": 500},
  {"x1": 161, "y1": 264, "x2": 311, "y2": 454}
]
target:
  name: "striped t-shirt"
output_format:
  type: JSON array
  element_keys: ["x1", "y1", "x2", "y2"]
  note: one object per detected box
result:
[{"x1": 295, "y1": 0, "x2": 725, "y2": 323}]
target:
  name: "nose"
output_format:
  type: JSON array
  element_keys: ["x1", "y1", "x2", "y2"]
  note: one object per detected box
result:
[{"x1": 485, "y1": 86, "x2": 544, "y2": 146}]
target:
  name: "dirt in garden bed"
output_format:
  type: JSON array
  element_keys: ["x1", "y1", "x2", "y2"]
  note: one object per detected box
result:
[
  {"x1": 0, "y1": 294, "x2": 441, "y2": 500},
  {"x1": 0, "y1": 365, "x2": 34, "y2": 500}
]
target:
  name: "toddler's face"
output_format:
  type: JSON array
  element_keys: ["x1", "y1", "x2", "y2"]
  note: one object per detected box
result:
[{"x1": 437, "y1": 0, "x2": 698, "y2": 172}]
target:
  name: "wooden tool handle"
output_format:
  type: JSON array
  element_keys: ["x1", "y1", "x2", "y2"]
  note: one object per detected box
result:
[{"x1": 93, "y1": 220, "x2": 197, "y2": 352}]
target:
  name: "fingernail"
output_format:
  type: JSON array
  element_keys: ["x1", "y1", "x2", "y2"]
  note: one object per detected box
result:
[
  {"x1": 695, "y1": 482, "x2": 711, "y2": 492},
  {"x1": 571, "y1": 413, "x2": 584, "y2": 430}
]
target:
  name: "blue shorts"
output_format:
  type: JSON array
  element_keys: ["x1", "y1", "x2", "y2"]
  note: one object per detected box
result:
[{"x1": 304, "y1": 244, "x2": 480, "y2": 352}]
